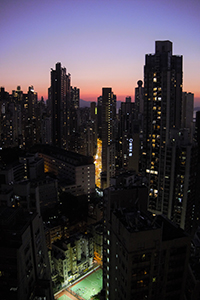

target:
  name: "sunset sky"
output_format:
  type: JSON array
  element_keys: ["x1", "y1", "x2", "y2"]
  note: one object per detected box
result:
[{"x1": 0, "y1": 0, "x2": 200, "y2": 104}]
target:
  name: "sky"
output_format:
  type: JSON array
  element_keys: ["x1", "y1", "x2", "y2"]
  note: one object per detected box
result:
[{"x1": 0, "y1": 0, "x2": 200, "y2": 105}]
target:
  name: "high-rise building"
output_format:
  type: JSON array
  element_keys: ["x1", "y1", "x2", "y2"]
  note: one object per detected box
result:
[
  {"x1": 22, "y1": 86, "x2": 38, "y2": 148},
  {"x1": 117, "y1": 98, "x2": 140, "y2": 172},
  {"x1": 142, "y1": 41, "x2": 198, "y2": 233},
  {"x1": 185, "y1": 227, "x2": 200, "y2": 299},
  {"x1": 135, "y1": 80, "x2": 144, "y2": 119},
  {"x1": 70, "y1": 86, "x2": 80, "y2": 135},
  {"x1": 88, "y1": 102, "x2": 98, "y2": 157},
  {"x1": 50, "y1": 62, "x2": 71, "y2": 149},
  {"x1": 0, "y1": 88, "x2": 16, "y2": 148},
  {"x1": 103, "y1": 173, "x2": 190, "y2": 300},
  {"x1": 70, "y1": 86, "x2": 79, "y2": 110},
  {"x1": 97, "y1": 95, "x2": 103, "y2": 139},
  {"x1": 101, "y1": 88, "x2": 116, "y2": 189},
  {"x1": 135, "y1": 81, "x2": 144, "y2": 171},
  {"x1": 182, "y1": 92, "x2": 194, "y2": 136},
  {"x1": 142, "y1": 40, "x2": 183, "y2": 214},
  {"x1": 193, "y1": 111, "x2": 200, "y2": 232},
  {"x1": 164, "y1": 129, "x2": 197, "y2": 233},
  {"x1": 104, "y1": 206, "x2": 190, "y2": 300},
  {"x1": 0, "y1": 207, "x2": 53, "y2": 300},
  {"x1": 0, "y1": 86, "x2": 42, "y2": 149}
]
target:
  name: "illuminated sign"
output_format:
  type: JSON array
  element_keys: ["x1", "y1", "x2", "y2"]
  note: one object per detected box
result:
[{"x1": 129, "y1": 138, "x2": 133, "y2": 157}]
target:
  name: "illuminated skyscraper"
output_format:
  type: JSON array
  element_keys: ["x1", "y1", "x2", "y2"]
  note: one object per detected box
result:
[
  {"x1": 142, "y1": 41, "x2": 197, "y2": 233},
  {"x1": 142, "y1": 41, "x2": 183, "y2": 214},
  {"x1": 50, "y1": 62, "x2": 71, "y2": 149}
]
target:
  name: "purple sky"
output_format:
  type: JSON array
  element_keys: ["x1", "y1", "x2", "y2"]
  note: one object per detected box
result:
[{"x1": 0, "y1": 0, "x2": 200, "y2": 104}]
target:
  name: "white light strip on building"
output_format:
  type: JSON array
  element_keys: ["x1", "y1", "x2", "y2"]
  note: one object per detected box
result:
[{"x1": 146, "y1": 169, "x2": 158, "y2": 175}]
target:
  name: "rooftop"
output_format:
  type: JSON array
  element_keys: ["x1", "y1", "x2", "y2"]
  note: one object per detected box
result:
[
  {"x1": 113, "y1": 207, "x2": 188, "y2": 241},
  {"x1": 31, "y1": 144, "x2": 94, "y2": 166},
  {"x1": 113, "y1": 208, "x2": 157, "y2": 232}
]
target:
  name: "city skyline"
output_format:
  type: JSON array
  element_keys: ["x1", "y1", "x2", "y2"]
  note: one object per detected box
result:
[{"x1": 0, "y1": 0, "x2": 200, "y2": 104}]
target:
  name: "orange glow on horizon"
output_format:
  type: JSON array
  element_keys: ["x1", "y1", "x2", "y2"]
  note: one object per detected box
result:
[{"x1": 3, "y1": 85, "x2": 199, "y2": 104}]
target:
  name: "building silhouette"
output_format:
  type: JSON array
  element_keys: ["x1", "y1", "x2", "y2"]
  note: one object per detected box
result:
[
  {"x1": 117, "y1": 97, "x2": 140, "y2": 172},
  {"x1": 97, "y1": 95, "x2": 103, "y2": 140},
  {"x1": 182, "y1": 92, "x2": 194, "y2": 134},
  {"x1": 101, "y1": 87, "x2": 116, "y2": 189},
  {"x1": 0, "y1": 86, "x2": 40, "y2": 149},
  {"x1": 135, "y1": 80, "x2": 144, "y2": 119},
  {"x1": 50, "y1": 62, "x2": 71, "y2": 149},
  {"x1": 0, "y1": 207, "x2": 53, "y2": 300}
]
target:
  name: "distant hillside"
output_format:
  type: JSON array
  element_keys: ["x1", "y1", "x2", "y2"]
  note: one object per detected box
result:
[
  {"x1": 194, "y1": 107, "x2": 200, "y2": 111},
  {"x1": 80, "y1": 100, "x2": 199, "y2": 112},
  {"x1": 117, "y1": 101, "x2": 122, "y2": 110},
  {"x1": 80, "y1": 99, "x2": 91, "y2": 108},
  {"x1": 80, "y1": 99, "x2": 122, "y2": 110}
]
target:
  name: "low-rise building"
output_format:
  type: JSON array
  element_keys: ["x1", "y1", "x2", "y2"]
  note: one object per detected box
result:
[
  {"x1": 52, "y1": 232, "x2": 93, "y2": 285},
  {"x1": 31, "y1": 144, "x2": 95, "y2": 200},
  {"x1": 92, "y1": 221, "x2": 103, "y2": 262}
]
